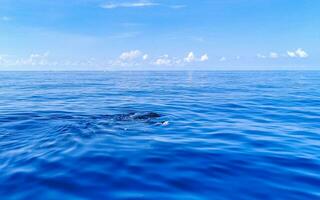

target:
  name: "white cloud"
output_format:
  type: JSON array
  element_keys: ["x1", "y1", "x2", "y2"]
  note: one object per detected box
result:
[
  {"x1": 119, "y1": 50, "x2": 142, "y2": 60},
  {"x1": 142, "y1": 54, "x2": 149, "y2": 60},
  {"x1": 257, "y1": 54, "x2": 266, "y2": 59},
  {"x1": 109, "y1": 50, "x2": 150, "y2": 67},
  {"x1": 258, "y1": 49, "x2": 309, "y2": 60},
  {"x1": 149, "y1": 52, "x2": 209, "y2": 65},
  {"x1": 0, "y1": 52, "x2": 53, "y2": 67},
  {"x1": 296, "y1": 48, "x2": 308, "y2": 58},
  {"x1": 219, "y1": 57, "x2": 226, "y2": 62},
  {"x1": 269, "y1": 52, "x2": 279, "y2": 59},
  {"x1": 101, "y1": 1, "x2": 159, "y2": 9},
  {"x1": 1, "y1": 50, "x2": 209, "y2": 69},
  {"x1": 153, "y1": 53, "x2": 200, "y2": 66},
  {"x1": 184, "y1": 52, "x2": 195, "y2": 63},
  {"x1": 287, "y1": 51, "x2": 296, "y2": 57},
  {"x1": 0, "y1": 53, "x2": 111, "y2": 69},
  {"x1": 200, "y1": 54, "x2": 209, "y2": 62},
  {"x1": 23, "y1": 52, "x2": 50, "y2": 66},
  {"x1": 154, "y1": 55, "x2": 171, "y2": 65}
]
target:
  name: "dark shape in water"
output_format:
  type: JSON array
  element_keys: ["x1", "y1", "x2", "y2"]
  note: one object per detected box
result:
[
  {"x1": 129, "y1": 112, "x2": 161, "y2": 120},
  {"x1": 103, "y1": 112, "x2": 167, "y2": 125},
  {"x1": 104, "y1": 112, "x2": 161, "y2": 121}
]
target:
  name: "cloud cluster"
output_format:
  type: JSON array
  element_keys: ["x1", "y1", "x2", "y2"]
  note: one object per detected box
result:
[
  {"x1": 2, "y1": 47, "x2": 310, "y2": 69},
  {"x1": 184, "y1": 52, "x2": 195, "y2": 63},
  {"x1": 109, "y1": 50, "x2": 148, "y2": 67},
  {"x1": 200, "y1": 54, "x2": 209, "y2": 62},
  {"x1": 111, "y1": 50, "x2": 209, "y2": 67},
  {"x1": 0, "y1": 53, "x2": 51, "y2": 66},
  {"x1": 287, "y1": 48, "x2": 308, "y2": 58},
  {"x1": 155, "y1": 52, "x2": 208, "y2": 66},
  {"x1": 269, "y1": 52, "x2": 279, "y2": 59},
  {"x1": 118, "y1": 50, "x2": 148, "y2": 63},
  {"x1": 119, "y1": 50, "x2": 143, "y2": 60},
  {"x1": 257, "y1": 48, "x2": 308, "y2": 59},
  {"x1": 0, "y1": 53, "x2": 102, "y2": 69},
  {"x1": 0, "y1": 50, "x2": 210, "y2": 69},
  {"x1": 154, "y1": 55, "x2": 172, "y2": 66}
]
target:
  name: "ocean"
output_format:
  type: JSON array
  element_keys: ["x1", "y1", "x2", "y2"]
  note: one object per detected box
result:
[{"x1": 0, "y1": 71, "x2": 319, "y2": 199}]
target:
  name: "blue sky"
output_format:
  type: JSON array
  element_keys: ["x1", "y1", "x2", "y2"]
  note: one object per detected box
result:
[{"x1": 0, "y1": 0, "x2": 319, "y2": 70}]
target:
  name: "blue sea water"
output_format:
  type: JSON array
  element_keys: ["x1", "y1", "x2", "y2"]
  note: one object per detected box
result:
[{"x1": 0, "y1": 71, "x2": 320, "y2": 200}]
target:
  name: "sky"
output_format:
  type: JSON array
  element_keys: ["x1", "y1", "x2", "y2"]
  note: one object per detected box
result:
[{"x1": 0, "y1": 0, "x2": 319, "y2": 71}]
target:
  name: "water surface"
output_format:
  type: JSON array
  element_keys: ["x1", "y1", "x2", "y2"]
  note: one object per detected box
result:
[{"x1": 0, "y1": 71, "x2": 320, "y2": 199}]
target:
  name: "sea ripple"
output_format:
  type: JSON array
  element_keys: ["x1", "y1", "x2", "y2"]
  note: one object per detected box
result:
[{"x1": 0, "y1": 71, "x2": 320, "y2": 199}]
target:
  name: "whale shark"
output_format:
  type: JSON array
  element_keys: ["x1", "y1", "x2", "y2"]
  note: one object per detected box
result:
[
  {"x1": 0, "y1": 111, "x2": 169, "y2": 127},
  {"x1": 103, "y1": 112, "x2": 168, "y2": 126},
  {"x1": 107, "y1": 112, "x2": 160, "y2": 121}
]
